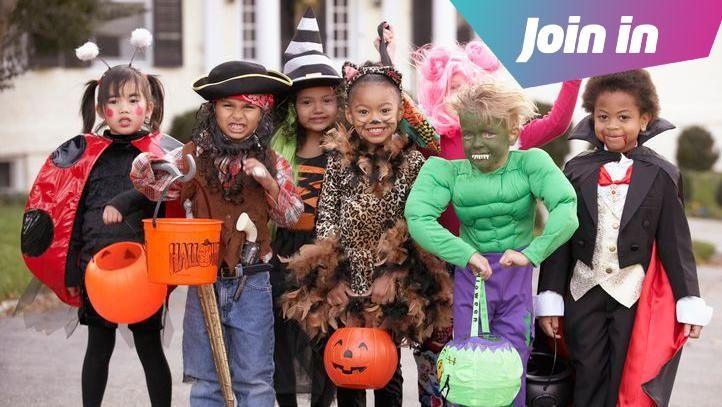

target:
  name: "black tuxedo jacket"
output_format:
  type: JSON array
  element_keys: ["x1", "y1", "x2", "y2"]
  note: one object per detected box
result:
[{"x1": 538, "y1": 117, "x2": 700, "y2": 301}]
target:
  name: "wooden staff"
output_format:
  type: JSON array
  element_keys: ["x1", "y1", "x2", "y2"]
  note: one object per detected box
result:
[{"x1": 197, "y1": 284, "x2": 234, "y2": 406}]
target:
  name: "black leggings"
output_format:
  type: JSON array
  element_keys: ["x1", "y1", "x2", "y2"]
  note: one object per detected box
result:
[{"x1": 81, "y1": 325, "x2": 172, "y2": 407}]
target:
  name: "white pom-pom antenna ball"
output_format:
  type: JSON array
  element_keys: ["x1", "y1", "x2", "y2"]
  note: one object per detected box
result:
[
  {"x1": 129, "y1": 28, "x2": 153, "y2": 65},
  {"x1": 75, "y1": 42, "x2": 99, "y2": 62},
  {"x1": 130, "y1": 28, "x2": 153, "y2": 49}
]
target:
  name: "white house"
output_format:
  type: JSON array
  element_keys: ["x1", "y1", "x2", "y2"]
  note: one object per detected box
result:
[{"x1": 0, "y1": 0, "x2": 475, "y2": 193}]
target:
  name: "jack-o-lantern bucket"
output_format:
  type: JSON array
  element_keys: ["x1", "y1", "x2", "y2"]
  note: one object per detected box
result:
[
  {"x1": 323, "y1": 327, "x2": 398, "y2": 390},
  {"x1": 437, "y1": 275, "x2": 523, "y2": 406},
  {"x1": 142, "y1": 218, "x2": 222, "y2": 285},
  {"x1": 85, "y1": 242, "x2": 167, "y2": 324}
]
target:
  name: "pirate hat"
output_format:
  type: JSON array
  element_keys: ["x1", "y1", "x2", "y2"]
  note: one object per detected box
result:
[
  {"x1": 283, "y1": 8, "x2": 342, "y2": 90},
  {"x1": 193, "y1": 61, "x2": 292, "y2": 100}
]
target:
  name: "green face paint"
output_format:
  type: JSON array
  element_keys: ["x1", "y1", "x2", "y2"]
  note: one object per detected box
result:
[{"x1": 460, "y1": 113, "x2": 512, "y2": 173}]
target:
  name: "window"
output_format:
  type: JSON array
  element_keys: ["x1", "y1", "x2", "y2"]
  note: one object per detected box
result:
[
  {"x1": 327, "y1": 0, "x2": 348, "y2": 59},
  {"x1": 29, "y1": 0, "x2": 170, "y2": 69},
  {"x1": 96, "y1": 35, "x2": 122, "y2": 58},
  {"x1": 412, "y1": 0, "x2": 432, "y2": 48},
  {"x1": 457, "y1": 13, "x2": 476, "y2": 44},
  {"x1": 0, "y1": 161, "x2": 11, "y2": 189},
  {"x1": 153, "y1": 0, "x2": 183, "y2": 67},
  {"x1": 94, "y1": 1, "x2": 151, "y2": 66},
  {"x1": 242, "y1": 0, "x2": 256, "y2": 59}
]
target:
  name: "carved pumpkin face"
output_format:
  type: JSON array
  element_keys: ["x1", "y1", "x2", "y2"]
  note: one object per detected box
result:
[
  {"x1": 198, "y1": 239, "x2": 213, "y2": 267},
  {"x1": 323, "y1": 327, "x2": 398, "y2": 390}
]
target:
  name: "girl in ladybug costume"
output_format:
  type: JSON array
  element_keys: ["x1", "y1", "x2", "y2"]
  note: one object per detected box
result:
[{"x1": 20, "y1": 30, "x2": 176, "y2": 406}]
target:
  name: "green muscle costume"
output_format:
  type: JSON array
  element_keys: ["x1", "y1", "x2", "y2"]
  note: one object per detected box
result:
[{"x1": 405, "y1": 148, "x2": 578, "y2": 266}]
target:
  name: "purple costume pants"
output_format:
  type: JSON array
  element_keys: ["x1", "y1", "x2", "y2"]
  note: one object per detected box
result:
[{"x1": 454, "y1": 252, "x2": 534, "y2": 407}]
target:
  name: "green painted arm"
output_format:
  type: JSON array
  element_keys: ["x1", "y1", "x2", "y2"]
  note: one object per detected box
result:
[{"x1": 405, "y1": 157, "x2": 478, "y2": 267}]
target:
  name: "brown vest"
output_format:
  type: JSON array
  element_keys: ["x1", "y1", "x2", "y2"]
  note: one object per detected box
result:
[{"x1": 181, "y1": 142, "x2": 271, "y2": 271}]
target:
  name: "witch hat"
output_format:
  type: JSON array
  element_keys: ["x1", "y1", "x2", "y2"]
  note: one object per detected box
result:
[{"x1": 283, "y1": 7, "x2": 342, "y2": 89}]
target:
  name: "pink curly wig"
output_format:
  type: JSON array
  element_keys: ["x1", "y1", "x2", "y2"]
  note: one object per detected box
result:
[{"x1": 413, "y1": 41, "x2": 501, "y2": 136}]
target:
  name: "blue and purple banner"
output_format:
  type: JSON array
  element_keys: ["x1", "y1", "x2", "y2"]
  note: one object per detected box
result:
[{"x1": 451, "y1": 0, "x2": 721, "y2": 87}]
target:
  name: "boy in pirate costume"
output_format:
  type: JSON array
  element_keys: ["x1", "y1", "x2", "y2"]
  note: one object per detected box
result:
[
  {"x1": 132, "y1": 61, "x2": 303, "y2": 406},
  {"x1": 405, "y1": 80, "x2": 578, "y2": 406},
  {"x1": 536, "y1": 70, "x2": 712, "y2": 407}
]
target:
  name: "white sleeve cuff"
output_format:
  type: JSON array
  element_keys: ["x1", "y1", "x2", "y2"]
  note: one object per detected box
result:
[
  {"x1": 676, "y1": 296, "x2": 713, "y2": 326},
  {"x1": 534, "y1": 291, "x2": 565, "y2": 317}
]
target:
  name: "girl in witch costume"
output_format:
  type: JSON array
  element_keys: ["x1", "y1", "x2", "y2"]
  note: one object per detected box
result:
[
  {"x1": 280, "y1": 60, "x2": 453, "y2": 406},
  {"x1": 269, "y1": 8, "x2": 341, "y2": 407},
  {"x1": 536, "y1": 70, "x2": 713, "y2": 407},
  {"x1": 132, "y1": 60, "x2": 303, "y2": 406},
  {"x1": 20, "y1": 30, "x2": 175, "y2": 407},
  {"x1": 405, "y1": 80, "x2": 579, "y2": 407}
]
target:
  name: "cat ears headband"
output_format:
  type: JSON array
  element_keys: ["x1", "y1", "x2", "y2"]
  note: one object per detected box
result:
[
  {"x1": 75, "y1": 28, "x2": 153, "y2": 69},
  {"x1": 341, "y1": 62, "x2": 403, "y2": 95}
]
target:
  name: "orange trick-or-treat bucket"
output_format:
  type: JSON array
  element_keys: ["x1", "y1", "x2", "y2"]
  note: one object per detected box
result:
[
  {"x1": 324, "y1": 327, "x2": 399, "y2": 390},
  {"x1": 85, "y1": 242, "x2": 167, "y2": 324},
  {"x1": 142, "y1": 218, "x2": 223, "y2": 285}
]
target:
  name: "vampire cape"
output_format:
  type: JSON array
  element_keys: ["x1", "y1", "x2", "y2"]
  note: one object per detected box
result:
[{"x1": 20, "y1": 132, "x2": 183, "y2": 306}]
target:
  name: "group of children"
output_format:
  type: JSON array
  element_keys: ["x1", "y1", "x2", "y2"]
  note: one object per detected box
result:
[{"x1": 20, "y1": 8, "x2": 712, "y2": 407}]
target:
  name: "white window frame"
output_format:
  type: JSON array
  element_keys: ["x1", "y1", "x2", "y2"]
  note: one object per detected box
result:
[
  {"x1": 240, "y1": 0, "x2": 257, "y2": 60},
  {"x1": 326, "y1": 0, "x2": 349, "y2": 61}
]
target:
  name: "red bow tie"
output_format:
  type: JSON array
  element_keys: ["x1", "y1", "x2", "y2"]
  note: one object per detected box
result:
[{"x1": 599, "y1": 165, "x2": 632, "y2": 186}]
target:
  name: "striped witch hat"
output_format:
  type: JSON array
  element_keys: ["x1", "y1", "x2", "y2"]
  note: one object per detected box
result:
[{"x1": 283, "y1": 8, "x2": 342, "y2": 89}]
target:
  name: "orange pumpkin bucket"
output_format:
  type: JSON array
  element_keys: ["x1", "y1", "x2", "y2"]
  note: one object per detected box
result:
[
  {"x1": 85, "y1": 242, "x2": 167, "y2": 324},
  {"x1": 142, "y1": 218, "x2": 223, "y2": 285},
  {"x1": 324, "y1": 327, "x2": 399, "y2": 390}
]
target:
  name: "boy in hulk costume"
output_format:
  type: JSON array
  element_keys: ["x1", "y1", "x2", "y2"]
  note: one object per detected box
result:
[{"x1": 405, "y1": 81, "x2": 578, "y2": 406}]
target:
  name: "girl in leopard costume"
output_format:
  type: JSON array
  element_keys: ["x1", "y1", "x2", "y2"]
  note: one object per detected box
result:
[{"x1": 280, "y1": 61, "x2": 453, "y2": 405}]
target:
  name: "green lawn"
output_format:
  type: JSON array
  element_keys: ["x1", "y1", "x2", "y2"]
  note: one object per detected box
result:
[
  {"x1": 686, "y1": 171, "x2": 722, "y2": 219},
  {"x1": 0, "y1": 203, "x2": 30, "y2": 301}
]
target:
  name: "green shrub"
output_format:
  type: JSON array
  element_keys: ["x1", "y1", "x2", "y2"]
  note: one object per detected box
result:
[
  {"x1": 692, "y1": 240, "x2": 716, "y2": 264},
  {"x1": 169, "y1": 109, "x2": 197, "y2": 144},
  {"x1": 677, "y1": 126, "x2": 719, "y2": 171}
]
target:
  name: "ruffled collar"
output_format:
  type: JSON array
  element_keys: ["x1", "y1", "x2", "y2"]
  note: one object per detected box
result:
[{"x1": 322, "y1": 126, "x2": 413, "y2": 196}]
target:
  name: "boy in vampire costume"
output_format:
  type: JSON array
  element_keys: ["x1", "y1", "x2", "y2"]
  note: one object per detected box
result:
[{"x1": 536, "y1": 71, "x2": 713, "y2": 407}]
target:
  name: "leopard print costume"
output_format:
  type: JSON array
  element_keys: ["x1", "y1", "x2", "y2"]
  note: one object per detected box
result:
[{"x1": 315, "y1": 143, "x2": 424, "y2": 294}]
